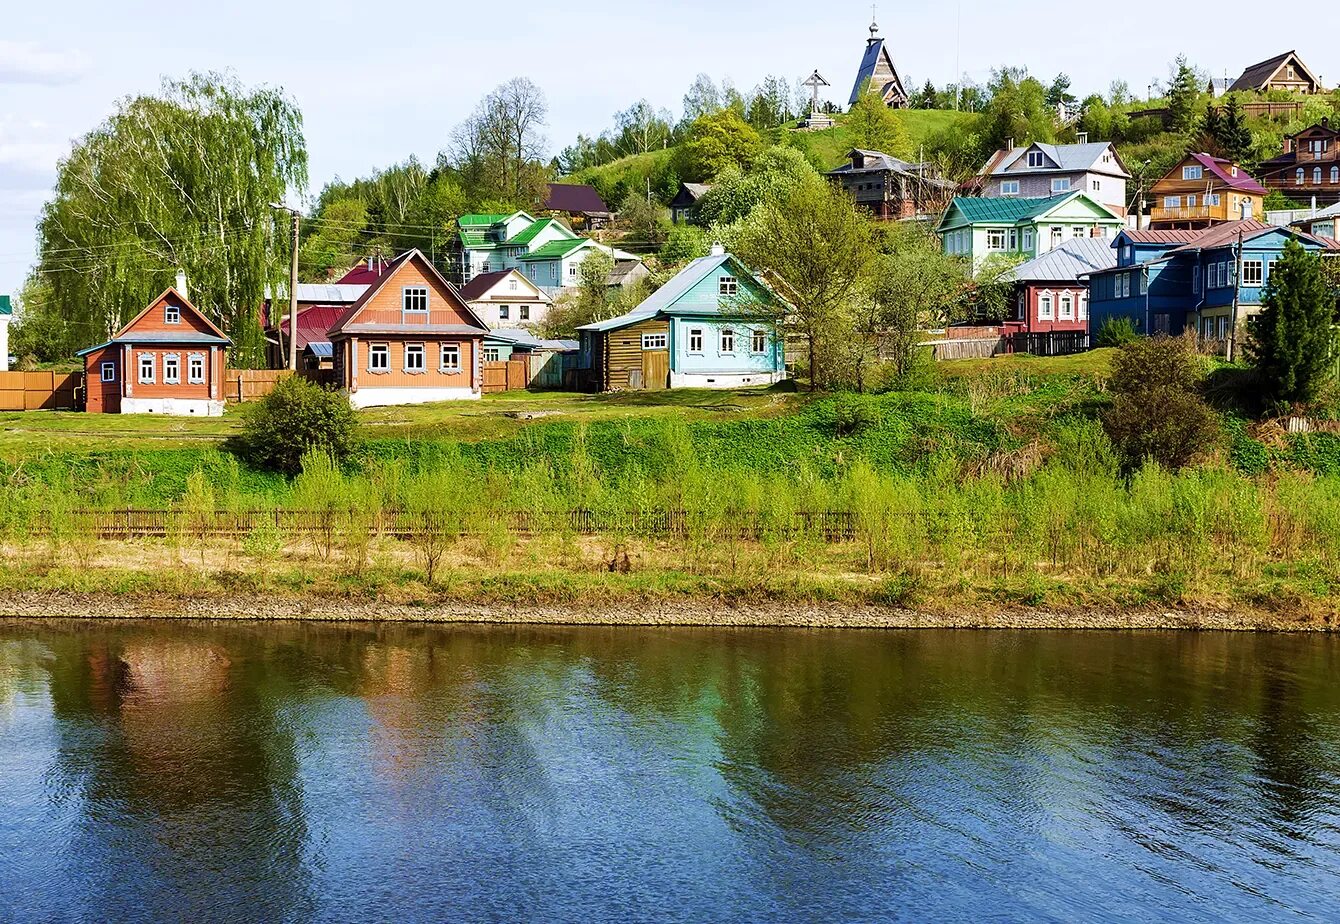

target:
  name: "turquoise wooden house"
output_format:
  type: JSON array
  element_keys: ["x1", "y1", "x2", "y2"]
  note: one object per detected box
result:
[
  {"x1": 936, "y1": 192, "x2": 1124, "y2": 271},
  {"x1": 576, "y1": 247, "x2": 786, "y2": 391}
]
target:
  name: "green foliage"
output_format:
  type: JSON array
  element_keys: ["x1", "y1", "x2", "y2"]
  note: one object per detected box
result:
[
  {"x1": 1166, "y1": 55, "x2": 1206, "y2": 135},
  {"x1": 37, "y1": 72, "x2": 308, "y2": 366},
  {"x1": 672, "y1": 109, "x2": 765, "y2": 183},
  {"x1": 1095, "y1": 316, "x2": 1139, "y2": 347},
  {"x1": 659, "y1": 225, "x2": 710, "y2": 264},
  {"x1": 617, "y1": 192, "x2": 671, "y2": 248},
  {"x1": 829, "y1": 394, "x2": 883, "y2": 437},
  {"x1": 846, "y1": 85, "x2": 911, "y2": 158},
  {"x1": 1103, "y1": 336, "x2": 1220, "y2": 470},
  {"x1": 693, "y1": 146, "x2": 819, "y2": 227},
  {"x1": 1247, "y1": 240, "x2": 1338, "y2": 405},
  {"x1": 979, "y1": 68, "x2": 1058, "y2": 153},
  {"x1": 235, "y1": 376, "x2": 359, "y2": 475}
]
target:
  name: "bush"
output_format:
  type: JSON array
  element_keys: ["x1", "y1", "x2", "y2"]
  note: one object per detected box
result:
[
  {"x1": 1102, "y1": 336, "x2": 1220, "y2": 470},
  {"x1": 829, "y1": 394, "x2": 882, "y2": 437},
  {"x1": 1095, "y1": 316, "x2": 1139, "y2": 348},
  {"x1": 235, "y1": 376, "x2": 358, "y2": 475}
]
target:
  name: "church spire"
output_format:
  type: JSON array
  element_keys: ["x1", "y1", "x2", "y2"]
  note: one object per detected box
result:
[{"x1": 868, "y1": 5, "x2": 880, "y2": 44}]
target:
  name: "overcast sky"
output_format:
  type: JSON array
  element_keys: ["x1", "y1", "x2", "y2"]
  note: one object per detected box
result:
[{"x1": 1, "y1": 0, "x2": 1335, "y2": 296}]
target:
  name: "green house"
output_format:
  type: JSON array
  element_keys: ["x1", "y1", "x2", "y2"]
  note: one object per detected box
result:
[{"x1": 936, "y1": 193, "x2": 1124, "y2": 271}]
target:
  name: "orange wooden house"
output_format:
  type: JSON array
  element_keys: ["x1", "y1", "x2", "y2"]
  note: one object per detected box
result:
[
  {"x1": 77, "y1": 288, "x2": 230, "y2": 415},
  {"x1": 327, "y1": 249, "x2": 489, "y2": 407}
]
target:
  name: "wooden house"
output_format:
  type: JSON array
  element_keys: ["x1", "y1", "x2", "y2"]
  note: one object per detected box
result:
[
  {"x1": 458, "y1": 268, "x2": 552, "y2": 329},
  {"x1": 937, "y1": 193, "x2": 1124, "y2": 271},
  {"x1": 1149, "y1": 153, "x2": 1266, "y2": 229},
  {"x1": 1227, "y1": 51, "x2": 1324, "y2": 95},
  {"x1": 326, "y1": 249, "x2": 489, "y2": 408},
  {"x1": 543, "y1": 183, "x2": 612, "y2": 230},
  {"x1": 826, "y1": 149, "x2": 956, "y2": 220},
  {"x1": 0, "y1": 295, "x2": 11, "y2": 372},
  {"x1": 452, "y1": 211, "x2": 642, "y2": 294},
  {"x1": 1258, "y1": 119, "x2": 1340, "y2": 207},
  {"x1": 848, "y1": 18, "x2": 907, "y2": 108},
  {"x1": 576, "y1": 246, "x2": 785, "y2": 391},
  {"x1": 670, "y1": 183, "x2": 710, "y2": 224},
  {"x1": 998, "y1": 237, "x2": 1115, "y2": 335},
  {"x1": 77, "y1": 288, "x2": 230, "y2": 416},
  {"x1": 973, "y1": 139, "x2": 1131, "y2": 217},
  {"x1": 264, "y1": 257, "x2": 391, "y2": 368}
]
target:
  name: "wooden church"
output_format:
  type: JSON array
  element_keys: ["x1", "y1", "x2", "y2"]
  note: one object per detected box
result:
[{"x1": 848, "y1": 16, "x2": 908, "y2": 109}]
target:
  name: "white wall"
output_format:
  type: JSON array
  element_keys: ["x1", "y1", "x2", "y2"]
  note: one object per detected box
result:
[{"x1": 0, "y1": 316, "x2": 10, "y2": 372}]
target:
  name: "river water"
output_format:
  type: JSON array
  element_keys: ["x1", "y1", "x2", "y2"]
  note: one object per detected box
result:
[{"x1": 2, "y1": 622, "x2": 1339, "y2": 923}]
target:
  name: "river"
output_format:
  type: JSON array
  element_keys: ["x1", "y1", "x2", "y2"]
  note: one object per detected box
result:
[{"x1": 2, "y1": 621, "x2": 1338, "y2": 922}]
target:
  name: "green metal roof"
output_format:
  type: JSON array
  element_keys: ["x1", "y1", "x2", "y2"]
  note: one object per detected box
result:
[
  {"x1": 458, "y1": 213, "x2": 511, "y2": 228},
  {"x1": 520, "y1": 239, "x2": 591, "y2": 261},
  {"x1": 0, "y1": 295, "x2": 11, "y2": 316},
  {"x1": 948, "y1": 195, "x2": 1076, "y2": 225},
  {"x1": 506, "y1": 218, "x2": 567, "y2": 246}
]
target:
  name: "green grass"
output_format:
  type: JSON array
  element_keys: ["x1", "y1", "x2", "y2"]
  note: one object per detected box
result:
[
  {"x1": 783, "y1": 110, "x2": 978, "y2": 169},
  {"x1": 937, "y1": 348, "x2": 1116, "y2": 380}
]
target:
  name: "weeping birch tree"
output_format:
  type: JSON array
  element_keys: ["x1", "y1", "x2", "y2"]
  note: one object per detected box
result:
[{"x1": 37, "y1": 73, "x2": 307, "y2": 365}]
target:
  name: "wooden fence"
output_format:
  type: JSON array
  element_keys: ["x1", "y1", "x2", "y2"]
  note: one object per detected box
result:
[
  {"x1": 56, "y1": 508, "x2": 861, "y2": 542},
  {"x1": 1007, "y1": 331, "x2": 1089, "y2": 356},
  {"x1": 481, "y1": 359, "x2": 529, "y2": 393},
  {"x1": 225, "y1": 370, "x2": 292, "y2": 404},
  {"x1": 0, "y1": 370, "x2": 81, "y2": 411}
]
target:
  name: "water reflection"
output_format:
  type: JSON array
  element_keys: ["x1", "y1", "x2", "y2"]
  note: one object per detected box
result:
[{"x1": 1, "y1": 622, "x2": 1338, "y2": 922}]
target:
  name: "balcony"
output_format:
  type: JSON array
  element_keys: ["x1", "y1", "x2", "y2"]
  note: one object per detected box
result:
[{"x1": 1151, "y1": 205, "x2": 1237, "y2": 223}]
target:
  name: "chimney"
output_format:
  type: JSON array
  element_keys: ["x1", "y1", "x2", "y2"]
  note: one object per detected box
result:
[
  {"x1": 367, "y1": 256, "x2": 374, "y2": 271},
  {"x1": 1006, "y1": 137, "x2": 1014, "y2": 152},
  {"x1": 1284, "y1": 136, "x2": 1294, "y2": 154},
  {"x1": 710, "y1": 241, "x2": 726, "y2": 257},
  {"x1": 175, "y1": 270, "x2": 188, "y2": 299},
  {"x1": 1077, "y1": 132, "x2": 1089, "y2": 144}
]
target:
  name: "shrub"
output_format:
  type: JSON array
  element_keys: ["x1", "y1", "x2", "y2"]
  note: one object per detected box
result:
[
  {"x1": 1095, "y1": 316, "x2": 1139, "y2": 348},
  {"x1": 1103, "y1": 336, "x2": 1220, "y2": 470},
  {"x1": 829, "y1": 394, "x2": 881, "y2": 437},
  {"x1": 235, "y1": 376, "x2": 358, "y2": 475}
]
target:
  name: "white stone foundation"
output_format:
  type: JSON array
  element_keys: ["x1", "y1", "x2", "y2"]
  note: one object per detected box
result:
[
  {"x1": 121, "y1": 397, "x2": 226, "y2": 417},
  {"x1": 347, "y1": 386, "x2": 481, "y2": 408},
  {"x1": 668, "y1": 371, "x2": 785, "y2": 390}
]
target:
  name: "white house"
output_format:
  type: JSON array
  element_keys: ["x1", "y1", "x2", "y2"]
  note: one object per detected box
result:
[
  {"x1": 454, "y1": 211, "x2": 642, "y2": 295},
  {"x1": 459, "y1": 268, "x2": 552, "y2": 330}
]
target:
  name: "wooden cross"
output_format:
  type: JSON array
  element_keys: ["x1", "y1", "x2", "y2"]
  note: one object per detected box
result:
[{"x1": 803, "y1": 70, "x2": 831, "y2": 114}]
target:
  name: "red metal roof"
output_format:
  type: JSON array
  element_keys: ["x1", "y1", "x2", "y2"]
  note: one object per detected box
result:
[
  {"x1": 335, "y1": 257, "x2": 394, "y2": 286},
  {"x1": 1188, "y1": 153, "x2": 1268, "y2": 195},
  {"x1": 459, "y1": 269, "x2": 515, "y2": 301},
  {"x1": 279, "y1": 306, "x2": 346, "y2": 351},
  {"x1": 543, "y1": 183, "x2": 610, "y2": 215},
  {"x1": 1121, "y1": 229, "x2": 1201, "y2": 244}
]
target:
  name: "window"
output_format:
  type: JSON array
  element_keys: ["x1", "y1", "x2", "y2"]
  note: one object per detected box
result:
[
  {"x1": 508, "y1": 278, "x2": 518, "y2": 291},
  {"x1": 439, "y1": 344, "x2": 460, "y2": 372},
  {"x1": 751, "y1": 329, "x2": 767, "y2": 354},
  {"x1": 405, "y1": 343, "x2": 425, "y2": 372},
  {"x1": 481, "y1": 262, "x2": 490, "y2": 274},
  {"x1": 1139, "y1": 271, "x2": 1148, "y2": 295},
  {"x1": 1297, "y1": 168, "x2": 1306, "y2": 185},
  {"x1": 1051, "y1": 178, "x2": 1071, "y2": 193},
  {"x1": 1091, "y1": 179, "x2": 1102, "y2": 192},
  {"x1": 1186, "y1": 195, "x2": 1197, "y2": 208},
  {"x1": 1242, "y1": 258, "x2": 1264, "y2": 287},
  {"x1": 499, "y1": 305, "x2": 510, "y2": 320},
  {"x1": 1060, "y1": 293, "x2": 1074, "y2": 319},
  {"x1": 369, "y1": 343, "x2": 389, "y2": 371},
  {"x1": 519, "y1": 305, "x2": 530, "y2": 321},
  {"x1": 138, "y1": 353, "x2": 155, "y2": 384},
  {"x1": 1122, "y1": 244, "x2": 1133, "y2": 263},
  {"x1": 402, "y1": 286, "x2": 429, "y2": 313},
  {"x1": 163, "y1": 354, "x2": 180, "y2": 385},
  {"x1": 1315, "y1": 167, "x2": 1324, "y2": 185},
  {"x1": 1193, "y1": 267, "x2": 1201, "y2": 294},
  {"x1": 100, "y1": 362, "x2": 116, "y2": 383},
  {"x1": 1027, "y1": 151, "x2": 1045, "y2": 168},
  {"x1": 164, "y1": 303, "x2": 181, "y2": 324},
  {"x1": 1078, "y1": 293, "x2": 1089, "y2": 321},
  {"x1": 1008, "y1": 229, "x2": 1018, "y2": 251},
  {"x1": 641, "y1": 333, "x2": 668, "y2": 350},
  {"x1": 1023, "y1": 228, "x2": 1035, "y2": 251},
  {"x1": 720, "y1": 328, "x2": 736, "y2": 353},
  {"x1": 1206, "y1": 194, "x2": 1221, "y2": 206},
  {"x1": 719, "y1": 276, "x2": 739, "y2": 297},
  {"x1": 482, "y1": 347, "x2": 500, "y2": 362},
  {"x1": 188, "y1": 353, "x2": 205, "y2": 384},
  {"x1": 1333, "y1": 167, "x2": 1340, "y2": 184},
  {"x1": 688, "y1": 328, "x2": 703, "y2": 352},
  {"x1": 1050, "y1": 226, "x2": 1063, "y2": 248},
  {"x1": 1039, "y1": 294, "x2": 1054, "y2": 320},
  {"x1": 987, "y1": 229, "x2": 1007, "y2": 250},
  {"x1": 1182, "y1": 165, "x2": 1203, "y2": 180},
  {"x1": 1001, "y1": 180, "x2": 1021, "y2": 196},
  {"x1": 1218, "y1": 316, "x2": 1230, "y2": 339},
  {"x1": 568, "y1": 263, "x2": 578, "y2": 278},
  {"x1": 1071, "y1": 226, "x2": 1085, "y2": 239},
  {"x1": 1164, "y1": 196, "x2": 1182, "y2": 209}
]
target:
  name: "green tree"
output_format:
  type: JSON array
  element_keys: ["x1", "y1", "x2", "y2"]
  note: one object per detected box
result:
[
  {"x1": 979, "y1": 68, "x2": 1056, "y2": 153},
  {"x1": 659, "y1": 226, "x2": 710, "y2": 264},
  {"x1": 1102, "y1": 335, "x2": 1220, "y2": 470},
  {"x1": 1166, "y1": 55, "x2": 1204, "y2": 135},
  {"x1": 869, "y1": 225, "x2": 968, "y2": 384},
  {"x1": 617, "y1": 192, "x2": 670, "y2": 249},
  {"x1": 672, "y1": 109, "x2": 764, "y2": 183},
  {"x1": 846, "y1": 84, "x2": 911, "y2": 157},
  {"x1": 694, "y1": 146, "x2": 819, "y2": 227},
  {"x1": 235, "y1": 376, "x2": 359, "y2": 475},
  {"x1": 1215, "y1": 97, "x2": 1254, "y2": 165},
  {"x1": 36, "y1": 72, "x2": 308, "y2": 366},
  {"x1": 1247, "y1": 240, "x2": 1337, "y2": 404},
  {"x1": 450, "y1": 77, "x2": 551, "y2": 208},
  {"x1": 539, "y1": 250, "x2": 618, "y2": 337}
]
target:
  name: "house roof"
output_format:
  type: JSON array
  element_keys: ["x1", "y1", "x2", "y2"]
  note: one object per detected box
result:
[
  {"x1": 327, "y1": 249, "x2": 488, "y2": 336},
  {"x1": 1119, "y1": 229, "x2": 1202, "y2": 245},
  {"x1": 306, "y1": 342, "x2": 333, "y2": 359},
  {"x1": 458, "y1": 268, "x2": 549, "y2": 302},
  {"x1": 829, "y1": 149, "x2": 953, "y2": 186},
  {"x1": 544, "y1": 183, "x2": 610, "y2": 215},
  {"x1": 0, "y1": 295, "x2": 10, "y2": 316},
  {"x1": 608, "y1": 259, "x2": 648, "y2": 285},
  {"x1": 75, "y1": 331, "x2": 232, "y2": 356},
  {"x1": 507, "y1": 217, "x2": 570, "y2": 247},
  {"x1": 520, "y1": 238, "x2": 592, "y2": 261},
  {"x1": 458, "y1": 213, "x2": 517, "y2": 228},
  {"x1": 578, "y1": 252, "x2": 771, "y2": 333},
  {"x1": 1228, "y1": 51, "x2": 1321, "y2": 92},
  {"x1": 848, "y1": 38, "x2": 905, "y2": 106},
  {"x1": 279, "y1": 306, "x2": 347, "y2": 351},
  {"x1": 988, "y1": 142, "x2": 1130, "y2": 178},
  {"x1": 334, "y1": 257, "x2": 394, "y2": 286},
  {"x1": 1184, "y1": 152, "x2": 1267, "y2": 194},
  {"x1": 1001, "y1": 237, "x2": 1118, "y2": 283},
  {"x1": 113, "y1": 287, "x2": 230, "y2": 344},
  {"x1": 940, "y1": 193, "x2": 1120, "y2": 229}
]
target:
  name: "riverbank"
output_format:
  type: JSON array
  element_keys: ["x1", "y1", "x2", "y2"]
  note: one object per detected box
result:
[{"x1": 1, "y1": 590, "x2": 1333, "y2": 632}]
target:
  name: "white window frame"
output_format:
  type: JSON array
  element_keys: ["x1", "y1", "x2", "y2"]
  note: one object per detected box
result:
[
  {"x1": 1071, "y1": 226, "x2": 1085, "y2": 239},
  {"x1": 1315, "y1": 167, "x2": 1324, "y2": 185},
  {"x1": 1027, "y1": 151, "x2": 1045, "y2": 168},
  {"x1": 100, "y1": 362, "x2": 116, "y2": 383},
  {"x1": 369, "y1": 343, "x2": 390, "y2": 372},
  {"x1": 1059, "y1": 293, "x2": 1074, "y2": 319},
  {"x1": 508, "y1": 278, "x2": 518, "y2": 291},
  {"x1": 1206, "y1": 194, "x2": 1221, "y2": 207},
  {"x1": 568, "y1": 263, "x2": 578, "y2": 278},
  {"x1": 1038, "y1": 293, "x2": 1054, "y2": 321},
  {"x1": 1242, "y1": 258, "x2": 1264, "y2": 287},
  {"x1": 1091, "y1": 179, "x2": 1101, "y2": 192},
  {"x1": 1078, "y1": 293, "x2": 1089, "y2": 321},
  {"x1": 719, "y1": 327, "x2": 736, "y2": 353},
  {"x1": 1332, "y1": 167, "x2": 1339, "y2": 184},
  {"x1": 641, "y1": 333, "x2": 668, "y2": 350},
  {"x1": 1051, "y1": 178, "x2": 1071, "y2": 193},
  {"x1": 1008, "y1": 229, "x2": 1018, "y2": 251},
  {"x1": 1164, "y1": 196, "x2": 1182, "y2": 209},
  {"x1": 751, "y1": 329, "x2": 767, "y2": 354},
  {"x1": 162, "y1": 353, "x2": 180, "y2": 385},
  {"x1": 1023, "y1": 228, "x2": 1035, "y2": 251},
  {"x1": 1050, "y1": 226, "x2": 1063, "y2": 248},
  {"x1": 404, "y1": 342, "x2": 425, "y2": 373},
  {"x1": 138, "y1": 353, "x2": 155, "y2": 384},
  {"x1": 1296, "y1": 168, "x2": 1305, "y2": 185},
  {"x1": 439, "y1": 343, "x2": 460, "y2": 373},
  {"x1": 498, "y1": 305, "x2": 510, "y2": 320},
  {"x1": 164, "y1": 303, "x2": 181, "y2": 324},
  {"x1": 1182, "y1": 165, "x2": 1203, "y2": 181},
  {"x1": 688, "y1": 328, "x2": 703, "y2": 353},
  {"x1": 188, "y1": 353, "x2": 205, "y2": 384},
  {"x1": 1187, "y1": 194, "x2": 1197, "y2": 208},
  {"x1": 402, "y1": 286, "x2": 429, "y2": 313},
  {"x1": 482, "y1": 346, "x2": 500, "y2": 363},
  {"x1": 719, "y1": 276, "x2": 739, "y2": 297},
  {"x1": 987, "y1": 229, "x2": 1007, "y2": 251},
  {"x1": 1000, "y1": 180, "x2": 1020, "y2": 196}
]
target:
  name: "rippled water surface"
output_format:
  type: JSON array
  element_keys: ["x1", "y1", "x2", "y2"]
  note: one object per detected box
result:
[{"x1": 2, "y1": 622, "x2": 1340, "y2": 922}]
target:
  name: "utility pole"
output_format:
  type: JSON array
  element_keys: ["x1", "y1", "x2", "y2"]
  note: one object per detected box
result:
[
  {"x1": 1227, "y1": 218, "x2": 1246, "y2": 363},
  {"x1": 288, "y1": 210, "x2": 300, "y2": 372}
]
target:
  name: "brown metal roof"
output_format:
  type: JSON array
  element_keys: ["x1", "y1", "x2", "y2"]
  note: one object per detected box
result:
[{"x1": 1228, "y1": 51, "x2": 1320, "y2": 92}]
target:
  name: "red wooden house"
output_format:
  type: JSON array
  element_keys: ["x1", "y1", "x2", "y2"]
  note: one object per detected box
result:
[
  {"x1": 998, "y1": 237, "x2": 1116, "y2": 335},
  {"x1": 327, "y1": 249, "x2": 489, "y2": 407},
  {"x1": 78, "y1": 288, "x2": 230, "y2": 415}
]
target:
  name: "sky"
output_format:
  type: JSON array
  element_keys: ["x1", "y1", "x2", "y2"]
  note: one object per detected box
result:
[{"x1": 2, "y1": 0, "x2": 1336, "y2": 298}]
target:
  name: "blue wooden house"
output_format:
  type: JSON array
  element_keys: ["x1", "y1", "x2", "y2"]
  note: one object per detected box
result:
[
  {"x1": 1088, "y1": 220, "x2": 1339, "y2": 343},
  {"x1": 576, "y1": 246, "x2": 786, "y2": 391}
]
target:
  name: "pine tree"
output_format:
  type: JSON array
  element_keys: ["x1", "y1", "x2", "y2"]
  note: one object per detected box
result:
[
  {"x1": 1247, "y1": 240, "x2": 1337, "y2": 403},
  {"x1": 1217, "y1": 97, "x2": 1254, "y2": 165},
  {"x1": 1166, "y1": 55, "x2": 1204, "y2": 135}
]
